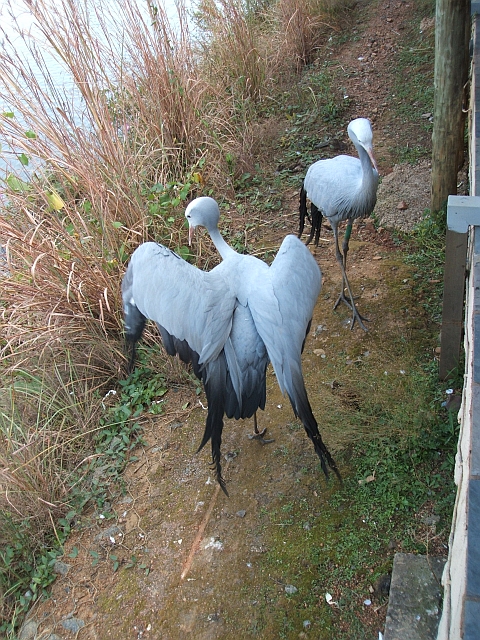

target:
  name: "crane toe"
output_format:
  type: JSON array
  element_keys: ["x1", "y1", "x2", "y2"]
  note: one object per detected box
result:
[
  {"x1": 247, "y1": 428, "x2": 275, "y2": 444},
  {"x1": 333, "y1": 289, "x2": 369, "y2": 331}
]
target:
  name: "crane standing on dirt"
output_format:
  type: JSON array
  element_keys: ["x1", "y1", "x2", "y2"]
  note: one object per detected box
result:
[
  {"x1": 298, "y1": 118, "x2": 379, "y2": 331},
  {"x1": 122, "y1": 197, "x2": 341, "y2": 494}
]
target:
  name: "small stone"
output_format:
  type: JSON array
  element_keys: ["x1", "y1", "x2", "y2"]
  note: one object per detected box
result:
[
  {"x1": 18, "y1": 620, "x2": 38, "y2": 640},
  {"x1": 397, "y1": 200, "x2": 408, "y2": 210},
  {"x1": 236, "y1": 510, "x2": 247, "y2": 518},
  {"x1": 285, "y1": 584, "x2": 298, "y2": 595},
  {"x1": 53, "y1": 561, "x2": 71, "y2": 576},
  {"x1": 61, "y1": 618, "x2": 85, "y2": 633}
]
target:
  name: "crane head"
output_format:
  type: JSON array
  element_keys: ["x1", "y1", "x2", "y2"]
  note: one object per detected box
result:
[
  {"x1": 347, "y1": 118, "x2": 378, "y2": 173},
  {"x1": 185, "y1": 196, "x2": 221, "y2": 246}
]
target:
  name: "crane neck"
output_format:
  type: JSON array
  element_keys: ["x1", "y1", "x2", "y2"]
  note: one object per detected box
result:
[
  {"x1": 208, "y1": 226, "x2": 238, "y2": 261},
  {"x1": 356, "y1": 143, "x2": 378, "y2": 187}
]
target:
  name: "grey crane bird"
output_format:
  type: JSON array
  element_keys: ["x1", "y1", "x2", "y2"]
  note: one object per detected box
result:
[
  {"x1": 298, "y1": 117, "x2": 379, "y2": 331},
  {"x1": 122, "y1": 196, "x2": 340, "y2": 494}
]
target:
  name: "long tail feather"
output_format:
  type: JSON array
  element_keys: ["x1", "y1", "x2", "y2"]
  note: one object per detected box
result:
[
  {"x1": 298, "y1": 186, "x2": 309, "y2": 238},
  {"x1": 196, "y1": 358, "x2": 229, "y2": 495},
  {"x1": 123, "y1": 304, "x2": 146, "y2": 374},
  {"x1": 288, "y1": 367, "x2": 342, "y2": 483}
]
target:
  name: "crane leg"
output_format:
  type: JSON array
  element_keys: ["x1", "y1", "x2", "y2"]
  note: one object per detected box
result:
[
  {"x1": 331, "y1": 223, "x2": 369, "y2": 331},
  {"x1": 335, "y1": 221, "x2": 352, "y2": 302},
  {"x1": 313, "y1": 205, "x2": 322, "y2": 247},
  {"x1": 248, "y1": 412, "x2": 274, "y2": 444}
]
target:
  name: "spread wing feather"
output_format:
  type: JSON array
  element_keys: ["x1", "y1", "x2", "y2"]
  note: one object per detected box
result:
[
  {"x1": 247, "y1": 235, "x2": 321, "y2": 400},
  {"x1": 123, "y1": 242, "x2": 237, "y2": 366}
]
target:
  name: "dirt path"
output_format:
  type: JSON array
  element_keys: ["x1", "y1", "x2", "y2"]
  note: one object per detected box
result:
[{"x1": 23, "y1": 2, "x2": 449, "y2": 639}]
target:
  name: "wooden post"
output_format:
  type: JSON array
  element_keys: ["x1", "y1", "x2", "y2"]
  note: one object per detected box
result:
[
  {"x1": 439, "y1": 195, "x2": 480, "y2": 380},
  {"x1": 439, "y1": 229, "x2": 468, "y2": 379},
  {"x1": 431, "y1": 0, "x2": 470, "y2": 214}
]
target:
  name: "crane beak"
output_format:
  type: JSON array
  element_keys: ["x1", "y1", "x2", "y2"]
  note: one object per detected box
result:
[
  {"x1": 188, "y1": 225, "x2": 195, "y2": 246},
  {"x1": 367, "y1": 148, "x2": 378, "y2": 173}
]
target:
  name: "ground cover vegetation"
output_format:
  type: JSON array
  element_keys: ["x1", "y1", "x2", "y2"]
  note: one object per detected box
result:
[{"x1": 0, "y1": 0, "x2": 461, "y2": 635}]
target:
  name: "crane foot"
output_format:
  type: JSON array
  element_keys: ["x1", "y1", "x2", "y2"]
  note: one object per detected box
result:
[
  {"x1": 333, "y1": 289, "x2": 357, "y2": 311},
  {"x1": 350, "y1": 309, "x2": 369, "y2": 332},
  {"x1": 334, "y1": 290, "x2": 369, "y2": 332},
  {"x1": 248, "y1": 428, "x2": 275, "y2": 445}
]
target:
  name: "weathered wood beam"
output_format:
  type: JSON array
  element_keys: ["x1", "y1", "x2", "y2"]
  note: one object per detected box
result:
[{"x1": 431, "y1": 0, "x2": 470, "y2": 214}]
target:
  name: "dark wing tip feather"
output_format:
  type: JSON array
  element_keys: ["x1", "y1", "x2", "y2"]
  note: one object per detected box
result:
[
  {"x1": 312, "y1": 433, "x2": 342, "y2": 484},
  {"x1": 298, "y1": 186, "x2": 309, "y2": 238},
  {"x1": 288, "y1": 372, "x2": 342, "y2": 484},
  {"x1": 125, "y1": 336, "x2": 137, "y2": 374},
  {"x1": 211, "y1": 457, "x2": 229, "y2": 496}
]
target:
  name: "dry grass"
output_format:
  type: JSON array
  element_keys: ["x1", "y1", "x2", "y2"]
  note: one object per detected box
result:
[
  {"x1": 195, "y1": 0, "x2": 272, "y2": 102},
  {"x1": 0, "y1": 0, "x2": 249, "y2": 369},
  {"x1": 0, "y1": 349, "x2": 107, "y2": 543},
  {"x1": 272, "y1": 0, "x2": 356, "y2": 71}
]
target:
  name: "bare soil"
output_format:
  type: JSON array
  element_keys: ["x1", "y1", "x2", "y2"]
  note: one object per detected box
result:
[{"x1": 23, "y1": 1, "x2": 461, "y2": 639}]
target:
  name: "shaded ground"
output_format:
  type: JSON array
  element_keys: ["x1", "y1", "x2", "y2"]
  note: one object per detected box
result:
[{"x1": 22, "y1": 1, "x2": 459, "y2": 639}]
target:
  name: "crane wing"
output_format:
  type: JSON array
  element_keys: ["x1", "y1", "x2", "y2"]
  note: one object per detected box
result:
[
  {"x1": 123, "y1": 242, "x2": 237, "y2": 366},
  {"x1": 247, "y1": 235, "x2": 321, "y2": 397},
  {"x1": 304, "y1": 155, "x2": 363, "y2": 217}
]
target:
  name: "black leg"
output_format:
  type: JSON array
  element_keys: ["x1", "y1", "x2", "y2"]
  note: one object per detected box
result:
[
  {"x1": 331, "y1": 222, "x2": 369, "y2": 331},
  {"x1": 248, "y1": 412, "x2": 274, "y2": 444}
]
